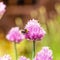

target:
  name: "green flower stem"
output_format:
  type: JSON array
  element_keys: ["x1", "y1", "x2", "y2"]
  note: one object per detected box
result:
[
  {"x1": 14, "y1": 42, "x2": 17, "y2": 60},
  {"x1": 32, "y1": 41, "x2": 35, "y2": 60}
]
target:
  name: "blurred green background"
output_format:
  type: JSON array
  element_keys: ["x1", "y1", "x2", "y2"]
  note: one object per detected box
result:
[{"x1": 0, "y1": 2, "x2": 60, "y2": 60}]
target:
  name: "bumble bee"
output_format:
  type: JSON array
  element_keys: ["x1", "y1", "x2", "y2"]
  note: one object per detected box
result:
[{"x1": 21, "y1": 29, "x2": 28, "y2": 33}]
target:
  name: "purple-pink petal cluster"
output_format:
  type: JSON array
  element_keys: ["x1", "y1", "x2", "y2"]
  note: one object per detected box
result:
[
  {"x1": 0, "y1": 54, "x2": 11, "y2": 60},
  {"x1": 34, "y1": 47, "x2": 53, "y2": 60},
  {"x1": 25, "y1": 19, "x2": 46, "y2": 40},
  {"x1": 19, "y1": 56, "x2": 30, "y2": 60},
  {"x1": 0, "y1": 2, "x2": 6, "y2": 15},
  {"x1": 6, "y1": 27, "x2": 25, "y2": 43}
]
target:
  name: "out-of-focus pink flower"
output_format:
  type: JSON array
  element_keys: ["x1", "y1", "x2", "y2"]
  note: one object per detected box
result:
[
  {"x1": 19, "y1": 56, "x2": 30, "y2": 60},
  {"x1": 0, "y1": 54, "x2": 11, "y2": 60},
  {"x1": 24, "y1": 19, "x2": 46, "y2": 40},
  {"x1": 6, "y1": 27, "x2": 25, "y2": 43},
  {"x1": 0, "y1": 57, "x2": 2, "y2": 60},
  {"x1": 34, "y1": 47, "x2": 53, "y2": 60},
  {"x1": 0, "y1": 2, "x2": 6, "y2": 19}
]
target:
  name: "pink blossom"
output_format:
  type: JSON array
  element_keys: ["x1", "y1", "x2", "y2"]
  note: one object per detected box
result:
[
  {"x1": 6, "y1": 27, "x2": 25, "y2": 43},
  {"x1": 24, "y1": 19, "x2": 46, "y2": 40},
  {"x1": 0, "y1": 2, "x2": 6, "y2": 18},
  {"x1": 0, "y1": 54, "x2": 11, "y2": 60},
  {"x1": 34, "y1": 47, "x2": 53, "y2": 60},
  {"x1": 19, "y1": 56, "x2": 30, "y2": 60}
]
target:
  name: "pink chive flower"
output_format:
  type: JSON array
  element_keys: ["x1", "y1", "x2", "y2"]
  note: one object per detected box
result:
[
  {"x1": 24, "y1": 19, "x2": 46, "y2": 40},
  {"x1": 0, "y1": 2, "x2": 6, "y2": 19},
  {"x1": 34, "y1": 47, "x2": 53, "y2": 60},
  {"x1": 0, "y1": 54, "x2": 11, "y2": 60},
  {"x1": 19, "y1": 56, "x2": 30, "y2": 60},
  {"x1": 6, "y1": 27, "x2": 25, "y2": 43}
]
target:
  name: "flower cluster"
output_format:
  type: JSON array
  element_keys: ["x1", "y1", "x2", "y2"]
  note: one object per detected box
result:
[
  {"x1": 0, "y1": 2, "x2": 6, "y2": 19},
  {"x1": 6, "y1": 27, "x2": 25, "y2": 43},
  {"x1": 25, "y1": 19, "x2": 46, "y2": 40},
  {"x1": 34, "y1": 47, "x2": 53, "y2": 60},
  {"x1": 6, "y1": 19, "x2": 46, "y2": 42}
]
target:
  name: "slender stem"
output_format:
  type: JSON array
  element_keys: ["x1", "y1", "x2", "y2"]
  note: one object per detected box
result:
[
  {"x1": 32, "y1": 41, "x2": 35, "y2": 60},
  {"x1": 14, "y1": 42, "x2": 17, "y2": 60}
]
